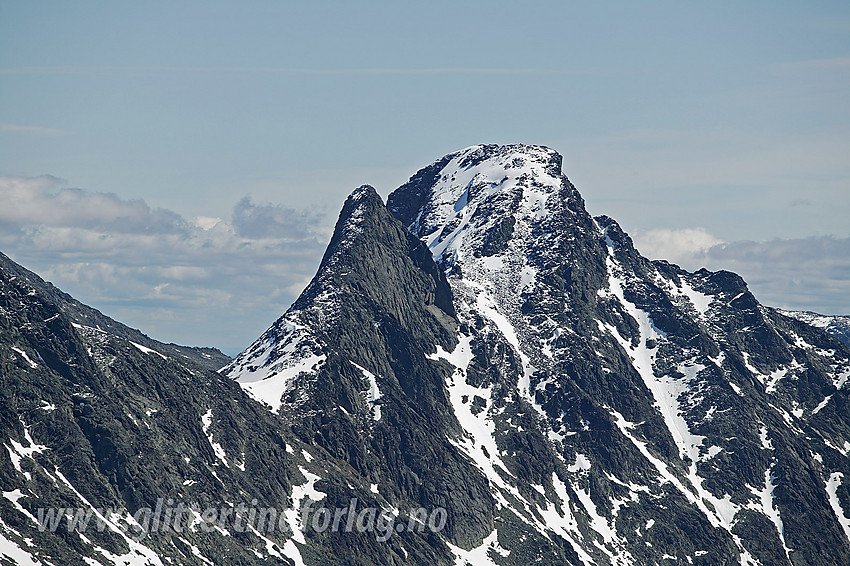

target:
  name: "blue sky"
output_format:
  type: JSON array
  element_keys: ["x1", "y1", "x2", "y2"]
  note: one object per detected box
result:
[{"x1": 1, "y1": 1, "x2": 848, "y2": 353}]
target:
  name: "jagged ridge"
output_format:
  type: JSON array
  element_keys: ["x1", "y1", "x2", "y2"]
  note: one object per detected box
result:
[{"x1": 230, "y1": 143, "x2": 850, "y2": 565}]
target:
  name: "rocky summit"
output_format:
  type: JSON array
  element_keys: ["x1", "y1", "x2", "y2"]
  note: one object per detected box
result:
[{"x1": 4, "y1": 144, "x2": 850, "y2": 565}]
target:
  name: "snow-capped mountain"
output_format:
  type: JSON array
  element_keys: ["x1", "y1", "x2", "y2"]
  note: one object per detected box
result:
[
  {"x1": 5, "y1": 144, "x2": 850, "y2": 565},
  {"x1": 230, "y1": 144, "x2": 850, "y2": 565}
]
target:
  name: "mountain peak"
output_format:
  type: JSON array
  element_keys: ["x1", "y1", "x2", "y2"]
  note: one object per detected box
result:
[
  {"x1": 314, "y1": 183, "x2": 412, "y2": 282},
  {"x1": 226, "y1": 181, "x2": 457, "y2": 412},
  {"x1": 453, "y1": 143, "x2": 562, "y2": 171},
  {"x1": 346, "y1": 183, "x2": 380, "y2": 201},
  {"x1": 341, "y1": 184, "x2": 383, "y2": 214},
  {"x1": 389, "y1": 144, "x2": 563, "y2": 227},
  {"x1": 388, "y1": 143, "x2": 587, "y2": 270},
  {"x1": 329, "y1": 184, "x2": 384, "y2": 240}
]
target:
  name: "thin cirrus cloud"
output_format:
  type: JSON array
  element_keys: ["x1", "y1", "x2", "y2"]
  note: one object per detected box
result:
[
  {"x1": 0, "y1": 175, "x2": 330, "y2": 354},
  {"x1": 0, "y1": 66, "x2": 558, "y2": 76},
  {"x1": 767, "y1": 56, "x2": 850, "y2": 72},
  {"x1": 0, "y1": 123, "x2": 73, "y2": 136}
]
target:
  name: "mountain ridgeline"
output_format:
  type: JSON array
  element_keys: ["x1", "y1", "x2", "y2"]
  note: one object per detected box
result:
[
  {"x1": 3, "y1": 144, "x2": 850, "y2": 565},
  {"x1": 780, "y1": 310, "x2": 850, "y2": 348}
]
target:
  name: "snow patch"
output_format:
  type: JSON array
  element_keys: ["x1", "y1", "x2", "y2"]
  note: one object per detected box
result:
[
  {"x1": 52, "y1": 468, "x2": 165, "y2": 565},
  {"x1": 445, "y1": 529, "x2": 512, "y2": 566},
  {"x1": 0, "y1": 530, "x2": 43, "y2": 566},
  {"x1": 433, "y1": 335, "x2": 521, "y2": 501},
  {"x1": 679, "y1": 280, "x2": 713, "y2": 316},
  {"x1": 825, "y1": 472, "x2": 850, "y2": 544},
  {"x1": 747, "y1": 468, "x2": 792, "y2": 560},
  {"x1": 6, "y1": 427, "x2": 48, "y2": 474},
  {"x1": 350, "y1": 361, "x2": 383, "y2": 421},
  {"x1": 237, "y1": 352, "x2": 326, "y2": 413},
  {"x1": 568, "y1": 454, "x2": 592, "y2": 473},
  {"x1": 604, "y1": 256, "x2": 707, "y2": 464},
  {"x1": 10, "y1": 347, "x2": 38, "y2": 369},
  {"x1": 813, "y1": 395, "x2": 833, "y2": 414},
  {"x1": 130, "y1": 342, "x2": 168, "y2": 360},
  {"x1": 201, "y1": 409, "x2": 229, "y2": 468}
]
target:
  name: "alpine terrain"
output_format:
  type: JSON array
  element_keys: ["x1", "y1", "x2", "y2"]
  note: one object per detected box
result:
[
  {"x1": 780, "y1": 310, "x2": 850, "y2": 348},
  {"x1": 3, "y1": 144, "x2": 850, "y2": 565}
]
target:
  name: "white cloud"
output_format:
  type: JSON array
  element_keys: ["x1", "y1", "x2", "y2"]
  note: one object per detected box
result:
[
  {"x1": 192, "y1": 216, "x2": 223, "y2": 230},
  {"x1": 632, "y1": 227, "x2": 724, "y2": 266},
  {"x1": 0, "y1": 176, "x2": 330, "y2": 354},
  {"x1": 231, "y1": 196, "x2": 324, "y2": 240},
  {"x1": 0, "y1": 176, "x2": 185, "y2": 233}
]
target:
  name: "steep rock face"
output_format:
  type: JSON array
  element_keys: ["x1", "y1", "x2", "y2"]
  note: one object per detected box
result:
[
  {"x1": 0, "y1": 254, "x2": 339, "y2": 565},
  {"x1": 384, "y1": 144, "x2": 850, "y2": 565},
  {"x1": 227, "y1": 186, "x2": 498, "y2": 559}
]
